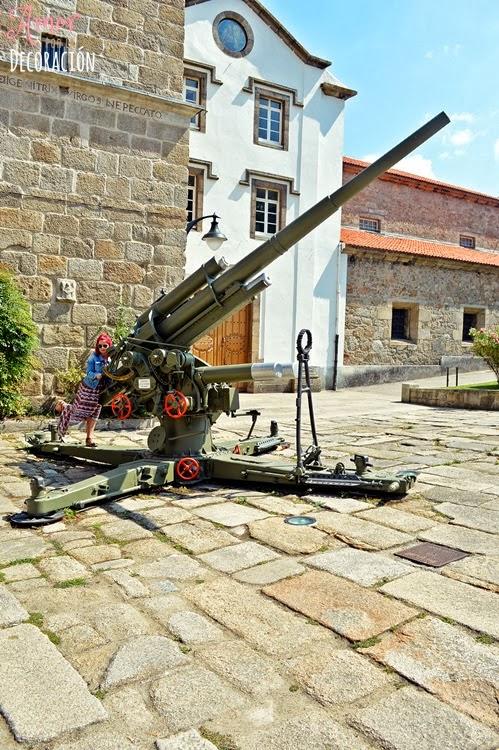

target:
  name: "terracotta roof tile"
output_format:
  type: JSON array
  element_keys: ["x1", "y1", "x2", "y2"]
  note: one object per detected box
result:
[
  {"x1": 343, "y1": 156, "x2": 499, "y2": 205},
  {"x1": 341, "y1": 228, "x2": 499, "y2": 268}
]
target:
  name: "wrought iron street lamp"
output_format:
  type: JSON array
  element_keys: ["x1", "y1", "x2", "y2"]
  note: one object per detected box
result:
[{"x1": 186, "y1": 213, "x2": 227, "y2": 252}]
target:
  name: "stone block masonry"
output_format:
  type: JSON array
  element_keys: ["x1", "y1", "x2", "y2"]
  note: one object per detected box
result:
[{"x1": 0, "y1": 1, "x2": 194, "y2": 400}]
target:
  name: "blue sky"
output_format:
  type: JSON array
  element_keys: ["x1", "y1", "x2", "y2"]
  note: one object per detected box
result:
[{"x1": 264, "y1": 0, "x2": 499, "y2": 196}]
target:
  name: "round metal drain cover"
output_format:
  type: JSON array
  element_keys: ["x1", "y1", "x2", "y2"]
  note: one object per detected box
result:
[{"x1": 284, "y1": 515, "x2": 316, "y2": 526}]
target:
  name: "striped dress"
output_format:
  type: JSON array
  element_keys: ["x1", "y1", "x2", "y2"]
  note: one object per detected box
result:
[{"x1": 57, "y1": 382, "x2": 102, "y2": 438}]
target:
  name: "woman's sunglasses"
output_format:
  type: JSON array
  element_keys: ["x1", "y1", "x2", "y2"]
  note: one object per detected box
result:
[{"x1": 98, "y1": 344, "x2": 109, "y2": 350}]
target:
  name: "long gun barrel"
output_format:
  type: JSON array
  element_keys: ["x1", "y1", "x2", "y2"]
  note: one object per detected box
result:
[{"x1": 134, "y1": 112, "x2": 449, "y2": 348}]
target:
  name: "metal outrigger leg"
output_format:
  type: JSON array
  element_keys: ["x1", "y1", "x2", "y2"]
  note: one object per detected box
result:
[{"x1": 294, "y1": 329, "x2": 323, "y2": 477}]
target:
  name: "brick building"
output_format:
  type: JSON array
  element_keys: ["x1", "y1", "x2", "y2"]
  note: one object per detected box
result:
[
  {"x1": 0, "y1": 0, "x2": 195, "y2": 400},
  {"x1": 340, "y1": 159, "x2": 499, "y2": 385}
]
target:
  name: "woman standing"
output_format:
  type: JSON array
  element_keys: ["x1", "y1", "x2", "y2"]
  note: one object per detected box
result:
[{"x1": 55, "y1": 332, "x2": 113, "y2": 446}]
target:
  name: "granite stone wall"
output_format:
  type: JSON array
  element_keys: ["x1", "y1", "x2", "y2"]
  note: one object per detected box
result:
[
  {"x1": 344, "y1": 254, "x2": 499, "y2": 366},
  {"x1": 0, "y1": 1, "x2": 191, "y2": 400},
  {"x1": 342, "y1": 169, "x2": 499, "y2": 251}
]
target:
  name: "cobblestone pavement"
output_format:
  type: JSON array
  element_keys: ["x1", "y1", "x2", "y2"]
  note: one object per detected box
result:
[{"x1": 0, "y1": 377, "x2": 498, "y2": 750}]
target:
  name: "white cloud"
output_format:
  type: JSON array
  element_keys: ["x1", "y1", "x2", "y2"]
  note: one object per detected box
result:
[
  {"x1": 494, "y1": 139, "x2": 499, "y2": 161},
  {"x1": 360, "y1": 153, "x2": 380, "y2": 163},
  {"x1": 439, "y1": 151, "x2": 450, "y2": 160},
  {"x1": 443, "y1": 43, "x2": 462, "y2": 56},
  {"x1": 393, "y1": 154, "x2": 435, "y2": 178},
  {"x1": 424, "y1": 51, "x2": 433, "y2": 59},
  {"x1": 449, "y1": 128, "x2": 475, "y2": 147},
  {"x1": 450, "y1": 112, "x2": 476, "y2": 123}
]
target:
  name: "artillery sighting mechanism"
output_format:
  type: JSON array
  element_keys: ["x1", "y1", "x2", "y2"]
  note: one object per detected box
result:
[{"x1": 11, "y1": 112, "x2": 450, "y2": 526}]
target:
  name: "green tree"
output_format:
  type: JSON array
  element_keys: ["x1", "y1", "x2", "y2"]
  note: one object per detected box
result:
[
  {"x1": 0, "y1": 268, "x2": 39, "y2": 418},
  {"x1": 470, "y1": 326, "x2": 499, "y2": 383}
]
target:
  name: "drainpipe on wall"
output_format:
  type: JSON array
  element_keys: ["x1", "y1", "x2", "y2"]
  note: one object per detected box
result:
[{"x1": 332, "y1": 241, "x2": 346, "y2": 390}]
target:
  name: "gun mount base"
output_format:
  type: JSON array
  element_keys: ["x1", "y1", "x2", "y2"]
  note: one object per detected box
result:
[{"x1": 12, "y1": 432, "x2": 416, "y2": 526}]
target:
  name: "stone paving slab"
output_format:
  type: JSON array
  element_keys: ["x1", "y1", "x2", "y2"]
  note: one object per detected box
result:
[
  {"x1": 286, "y1": 642, "x2": 392, "y2": 706},
  {"x1": 356, "y1": 506, "x2": 436, "y2": 532},
  {"x1": 232, "y1": 707, "x2": 373, "y2": 750},
  {"x1": 380, "y1": 570, "x2": 499, "y2": 638},
  {"x1": 264, "y1": 570, "x2": 417, "y2": 641},
  {"x1": 198, "y1": 640, "x2": 286, "y2": 697},
  {"x1": 248, "y1": 516, "x2": 331, "y2": 554},
  {"x1": 38, "y1": 555, "x2": 88, "y2": 582},
  {"x1": 140, "y1": 595, "x2": 196, "y2": 628},
  {"x1": 243, "y1": 494, "x2": 314, "y2": 516},
  {"x1": 151, "y1": 664, "x2": 247, "y2": 732},
  {"x1": 103, "y1": 569, "x2": 149, "y2": 597},
  {"x1": 349, "y1": 685, "x2": 499, "y2": 750},
  {"x1": 363, "y1": 616, "x2": 499, "y2": 728},
  {"x1": 135, "y1": 554, "x2": 207, "y2": 581},
  {"x1": 99, "y1": 518, "x2": 154, "y2": 542},
  {"x1": 0, "y1": 536, "x2": 50, "y2": 564},
  {"x1": 70, "y1": 544, "x2": 122, "y2": 565},
  {"x1": 0, "y1": 624, "x2": 107, "y2": 742},
  {"x1": 417, "y1": 484, "x2": 491, "y2": 507},
  {"x1": 305, "y1": 547, "x2": 413, "y2": 586},
  {"x1": 199, "y1": 541, "x2": 280, "y2": 573},
  {"x1": 102, "y1": 635, "x2": 189, "y2": 689},
  {"x1": 163, "y1": 519, "x2": 239, "y2": 554},
  {"x1": 193, "y1": 502, "x2": 270, "y2": 527},
  {"x1": 313, "y1": 512, "x2": 413, "y2": 550},
  {"x1": 437, "y1": 503, "x2": 499, "y2": 534},
  {"x1": 234, "y1": 558, "x2": 306, "y2": 585},
  {"x1": 0, "y1": 585, "x2": 28, "y2": 626},
  {"x1": 185, "y1": 577, "x2": 334, "y2": 657},
  {"x1": 418, "y1": 524, "x2": 499, "y2": 555},
  {"x1": 1, "y1": 562, "x2": 40, "y2": 582},
  {"x1": 167, "y1": 611, "x2": 225, "y2": 644},
  {"x1": 442, "y1": 555, "x2": 499, "y2": 592},
  {"x1": 140, "y1": 507, "x2": 194, "y2": 528},
  {"x1": 310, "y1": 496, "x2": 372, "y2": 513},
  {"x1": 156, "y1": 730, "x2": 218, "y2": 750}
]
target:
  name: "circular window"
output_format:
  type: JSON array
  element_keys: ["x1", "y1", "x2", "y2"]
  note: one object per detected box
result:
[{"x1": 213, "y1": 11, "x2": 254, "y2": 58}]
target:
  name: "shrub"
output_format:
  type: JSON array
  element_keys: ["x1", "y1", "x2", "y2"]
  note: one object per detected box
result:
[
  {"x1": 0, "y1": 268, "x2": 39, "y2": 418},
  {"x1": 113, "y1": 304, "x2": 135, "y2": 342},
  {"x1": 470, "y1": 326, "x2": 499, "y2": 383}
]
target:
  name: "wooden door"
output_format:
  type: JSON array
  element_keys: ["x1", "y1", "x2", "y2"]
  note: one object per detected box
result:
[{"x1": 192, "y1": 304, "x2": 252, "y2": 369}]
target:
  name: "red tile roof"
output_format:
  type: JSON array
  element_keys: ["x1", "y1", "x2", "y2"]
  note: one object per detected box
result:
[
  {"x1": 341, "y1": 228, "x2": 499, "y2": 268},
  {"x1": 343, "y1": 157, "x2": 499, "y2": 206}
]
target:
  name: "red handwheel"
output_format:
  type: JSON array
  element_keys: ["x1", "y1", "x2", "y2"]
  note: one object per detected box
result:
[
  {"x1": 176, "y1": 457, "x2": 201, "y2": 481},
  {"x1": 164, "y1": 390, "x2": 189, "y2": 419},
  {"x1": 111, "y1": 393, "x2": 132, "y2": 420}
]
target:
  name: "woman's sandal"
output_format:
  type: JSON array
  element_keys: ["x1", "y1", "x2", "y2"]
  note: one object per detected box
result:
[{"x1": 85, "y1": 439, "x2": 97, "y2": 448}]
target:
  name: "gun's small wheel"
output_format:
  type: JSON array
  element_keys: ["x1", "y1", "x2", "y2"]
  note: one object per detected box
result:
[
  {"x1": 176, "y1": 457, "x2": 201, "y2": 481},
  {"x1": 164, "y1": 390, "x2": 189, "y2": 419},
  {"x1": 111, "y1": 393, "x2": 132, "y2": 420}
]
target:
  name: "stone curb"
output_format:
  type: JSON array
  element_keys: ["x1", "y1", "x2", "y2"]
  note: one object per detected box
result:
[{"x1": 401, "y1": 382, "x2": 499, "y2": 410}]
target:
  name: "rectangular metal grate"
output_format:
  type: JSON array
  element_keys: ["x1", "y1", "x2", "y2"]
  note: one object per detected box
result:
[{"x1": 395, "y1": 542, "x2": 468, "y2": 567}]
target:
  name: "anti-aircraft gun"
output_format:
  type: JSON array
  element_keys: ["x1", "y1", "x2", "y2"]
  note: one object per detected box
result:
[{"x1": 12, "y1": 112, "x2": 450, "y2": 526}]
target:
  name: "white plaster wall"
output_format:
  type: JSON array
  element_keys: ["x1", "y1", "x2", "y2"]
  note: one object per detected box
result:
[{"x1": 185, "y1": 0, "x2": 348, "y2": 381}]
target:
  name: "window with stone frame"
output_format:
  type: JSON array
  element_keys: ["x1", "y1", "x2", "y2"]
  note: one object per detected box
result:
[
  {"x1": 41, "y1": 34, "x2": 68, "y2": 71},
  {"x1": 250, "y1": 180, "x2": 287, "y2": 238},
  {"x1": 184, "y1": 70, "x2": 207, "y2": 131},
  {"x1": 459, "y1": 234, "x2": 476, "y2": 249},
  {"x1": 254, "y1": 88, "x2": 289, "y2": 150},
  {"x1": 462, "y1": 307, "x2": 485, "y2": 342},
  {"x1": 359, "y1": 217, "x2": 381, "y2": 232},
  {"x1": 391, "y1": 303, "x2": 419, "y2": 342},
  {"x1": 186, "y1": 168, "x2": 204, "y2": 230}
]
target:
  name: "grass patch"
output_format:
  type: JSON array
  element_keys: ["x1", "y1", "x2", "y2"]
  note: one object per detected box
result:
[
  {"x1": 200, "y1": 729, "x2": 238, "y2": 750},
  {"x1": 28, "y1": 611, "x2": 44, "y2": 627},
  {"x1": 438, "y1": 616, "x2": 456, "y2": 625},
  {"x1": 54, "y1": 577, "x2": 87, "y2": 588},
  {"x1": 289, "y1": 683, "x2": 300, "y2": 692},
  {"x1": 352, "y1": 636, "x2": 381, "y2": 650},
  {"x1": 476, "y1": 634, "x2": 495, "y2": 645},
  {"x1": 45, "y1": 629, "x2": 61, "y2": 645},
  {"x1": 449, "y1": 381, "x2": 498, "y2": 390},
  {"x1": 63, "y1": 508, "x2": 77, "y2": 522},
  {"x1": 51, "y1": 540, "x2": 65, "y2": 556},
  {"x1": 0, "y1": 572, "x2": 5, "y2": 583},
  {"x1": 0, "y1": 557, "x2": 39, "y2": 569},
  {"x1": 93, "y1": 689, "x2": 106, "y2": 700},
  {"x1": 180, "y1": 644, "x2": 191, "y2": 654}
]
